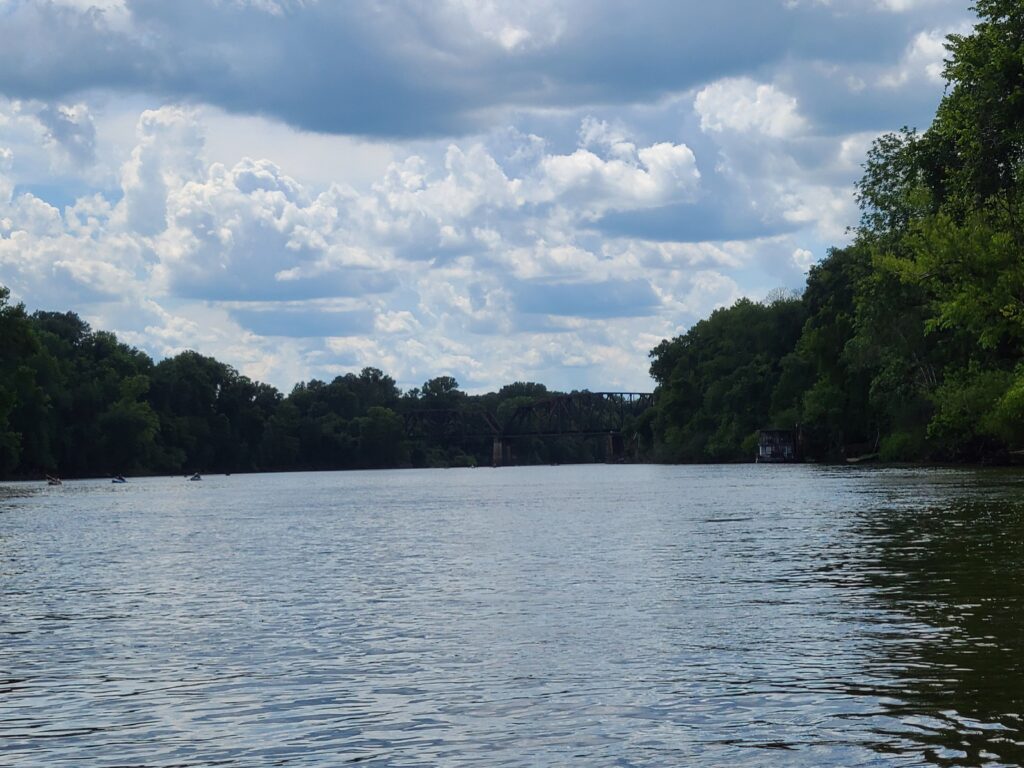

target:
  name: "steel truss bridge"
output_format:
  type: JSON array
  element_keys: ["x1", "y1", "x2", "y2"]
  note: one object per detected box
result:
[{"x1": 402, "y1": 391, "x2": 653, "y2": 466}]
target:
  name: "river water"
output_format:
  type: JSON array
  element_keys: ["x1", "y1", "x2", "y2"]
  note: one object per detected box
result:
[{"x1": 1, "y1": 465, "x2": 1023, "y2": 766}]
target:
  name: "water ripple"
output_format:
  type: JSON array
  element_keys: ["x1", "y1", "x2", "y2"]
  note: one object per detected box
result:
[{"x1": 2, "y1": 466, "x2": 1023, "y2": 765}]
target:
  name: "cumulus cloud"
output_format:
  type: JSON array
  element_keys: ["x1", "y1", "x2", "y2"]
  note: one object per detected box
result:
[
  {"x1": 0, "y1": 0, "x2": 977, "y2": 391},
  {"x1": 0, "y1": 95, "x2": 910, "y2": 390},
  {"x1": 535, "y1": 140, "x2": 700, "y2": 215},
  {"x1": 792, "y1": 247, "x2": 817, "y2": 270},
  {"x1": 119, "y1": 107, "x2": 205, "y2": 236},
  {"x1": 695, "y1": 78, "x2": 807, "y2": 138},
  {"x1": 157, "y1": 159, "x2": 400, "y2": 301},
  {"x1": 678, "y1": 270, "x2": 742, "y2": 318},
  {"x1": 0, "y1": 108, "x2": 722, "y2": 389}
]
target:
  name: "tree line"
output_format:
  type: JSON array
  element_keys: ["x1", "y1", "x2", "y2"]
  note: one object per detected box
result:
[
  {"x1": 643, "y1": 0, "x2": 1024, "y2": 463},
  {"x1": 0, "y1": 298, "x2": 628, "y2": 478}
]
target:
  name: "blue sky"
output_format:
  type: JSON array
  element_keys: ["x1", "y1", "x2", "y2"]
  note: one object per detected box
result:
[{"x1": 0, "y1": 0, "x2": 973, "y2": 392}]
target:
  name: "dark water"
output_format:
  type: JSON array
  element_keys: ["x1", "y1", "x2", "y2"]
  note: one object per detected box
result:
[{"x1": 1, "y1": 465, "x2": 1023, "y2": 766}]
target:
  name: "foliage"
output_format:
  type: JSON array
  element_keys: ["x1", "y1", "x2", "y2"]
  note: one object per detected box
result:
[
  {"x1": 649, "y1": 296, "x2": 805, "y2": 461},
  {"x1": 0, "y1": 301, "x2": 643, "y2": 476},
  {"x1": 647, "y1": 2, "x2": 1024, "y2": 463}
]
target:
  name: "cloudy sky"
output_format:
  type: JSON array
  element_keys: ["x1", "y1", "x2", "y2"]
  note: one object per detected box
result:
[{"x1": 0, "y1": 0, "x2": 973, "y2": 393}]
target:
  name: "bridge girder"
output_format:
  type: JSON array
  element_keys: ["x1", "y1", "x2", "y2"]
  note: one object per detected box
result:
[{"x1": 402, "y1": 391, "x2": 653, "y2": 440}]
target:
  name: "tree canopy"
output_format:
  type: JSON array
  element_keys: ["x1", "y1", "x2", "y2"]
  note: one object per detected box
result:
[
  {"x1": 0, "y1": 296, "x2": 632, "y2": 477},
  {"x1": 647, "y1": 1, "x2": 1024, "y2": 463}
]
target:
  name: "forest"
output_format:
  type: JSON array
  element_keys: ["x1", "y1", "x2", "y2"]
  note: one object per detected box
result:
[
  {"x1": 0, "y1": 297, "x2": 635, "y2": 478},
  {"x1": 644, "y1": 0, "x2": 1024, "y2": 464},
  {"x1": 2, "y1": 1, "x2": 1023, "y2": 475}
]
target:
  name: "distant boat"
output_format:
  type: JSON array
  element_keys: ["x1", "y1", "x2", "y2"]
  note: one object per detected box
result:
[
  {"x1": 189, "y1": 473, "x2": 202, "y2": 481},
  {"x1": 845, "y1": 453, "x2": 879, "y2": 465},
  {"x1": 46, "y1": 475, "x2": 62, "y2": 486},
  {"x1": 112, "y1": 475, "x2": 127, "y2": 484}
]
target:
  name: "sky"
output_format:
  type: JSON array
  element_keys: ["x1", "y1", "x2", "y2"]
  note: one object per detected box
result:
[{"x1": 0, "y1": 0, "x2": 974, "y2": 393}]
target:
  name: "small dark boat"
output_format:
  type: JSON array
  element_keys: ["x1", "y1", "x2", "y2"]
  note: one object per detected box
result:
[
  {"x1": 189, "y1": 473, "x2": 202, "y2": 481},
  {"x1": 46, "y1": 475, "x2": 62, "y2": 486},
  {"x1": 112, "y1": 475, "x2": 127, "y2": 484}
]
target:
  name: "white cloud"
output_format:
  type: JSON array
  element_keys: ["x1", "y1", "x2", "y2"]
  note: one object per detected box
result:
[
  {"x1": 117, "y1": 107, "x2": 205, "y2": 236},
  {"x1": 778, "y1": 182, "x2": 857, "y2": 241},
  {"x1": 874, "y1": 0, "x2": 948, "y2": 11},
  {"x1": 375, "y1": 309, "x2": 420, "y2": 334},
  {"x1": 441, "y1": 0, "x2": 566, "y2": 50},
  {"x1": 879, "y1": 28, "x2": 954, "y2": 88},
  {"x1": 0, "y1": 147, "x2": 13, "y2": 204},
  {"x1": 500, "y1": 241, "x2": 602, "y2": 280},
  {"x1": 535, "y1": 137, "x2": 700, "y2": 215},
  {"x1": 695, "y1": 78, "x2": 807, "y2": 138},
  {"x1": 0, "y1": 101, "x2": 896, "y2": 391},
  {"x1": 836, "y1": 131, "x2": 883, "y2": 172},
  {"x1": 792, "y1": 247, "x2": 816, "y2": 270},
  {"x1": 679, "y1": 270, "x2": 742, "y2": 318}
]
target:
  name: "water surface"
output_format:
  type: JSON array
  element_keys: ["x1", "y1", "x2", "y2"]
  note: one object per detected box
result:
[{"x1": 2, "y1": 465, "x2": 1023, "y2": 766}]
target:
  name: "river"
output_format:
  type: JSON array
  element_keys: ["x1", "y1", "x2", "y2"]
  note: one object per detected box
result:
[{"x1": 1, "y1": 465, "x2": 1022, "y2": 766}]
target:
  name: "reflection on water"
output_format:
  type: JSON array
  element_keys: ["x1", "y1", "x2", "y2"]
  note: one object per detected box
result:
[
  {"x1": 852, "y1": 474, "x2": 1024, "y2": 766},
  {"x1": 0, "y1": 465, "x2": 1023, "y2": 766}
]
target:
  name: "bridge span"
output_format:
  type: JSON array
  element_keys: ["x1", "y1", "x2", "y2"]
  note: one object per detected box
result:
[{"x1": 403, "y1": 391, "x2": 654, "y2": 466}]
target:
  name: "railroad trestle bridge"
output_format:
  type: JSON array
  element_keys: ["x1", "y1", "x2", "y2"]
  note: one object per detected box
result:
[{"x1": 403, "y1": 391, "x2": 654, "y2": 466}]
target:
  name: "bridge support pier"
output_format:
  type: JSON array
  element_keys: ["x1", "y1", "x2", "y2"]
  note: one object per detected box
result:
[
  {"x1": 604, "y1": 432, "x2": 624, "y2": 463},
  {"x1": 492, "y1": 438, "x2": 512, "y2": 467}
]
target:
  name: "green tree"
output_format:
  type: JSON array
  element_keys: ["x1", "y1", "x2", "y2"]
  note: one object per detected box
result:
[
  {"x1": 355, "y1": 406, "x2": 406, "y2": 467},
  {"x1": 932, "y1": 0, "x2": 1024, "y2": 218},
  {"x1": 99, "y1": 375, "x2": 160, "y2": 472},
  {"x1": 420, "y1": 376, "x2": 464, "y2": 408},
  {"x1": 649, "y1": 296, "x2": 805, "y2": 461},
  {"x1": 0, "y1": 288, "x2": 38, "y2": 473}
]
